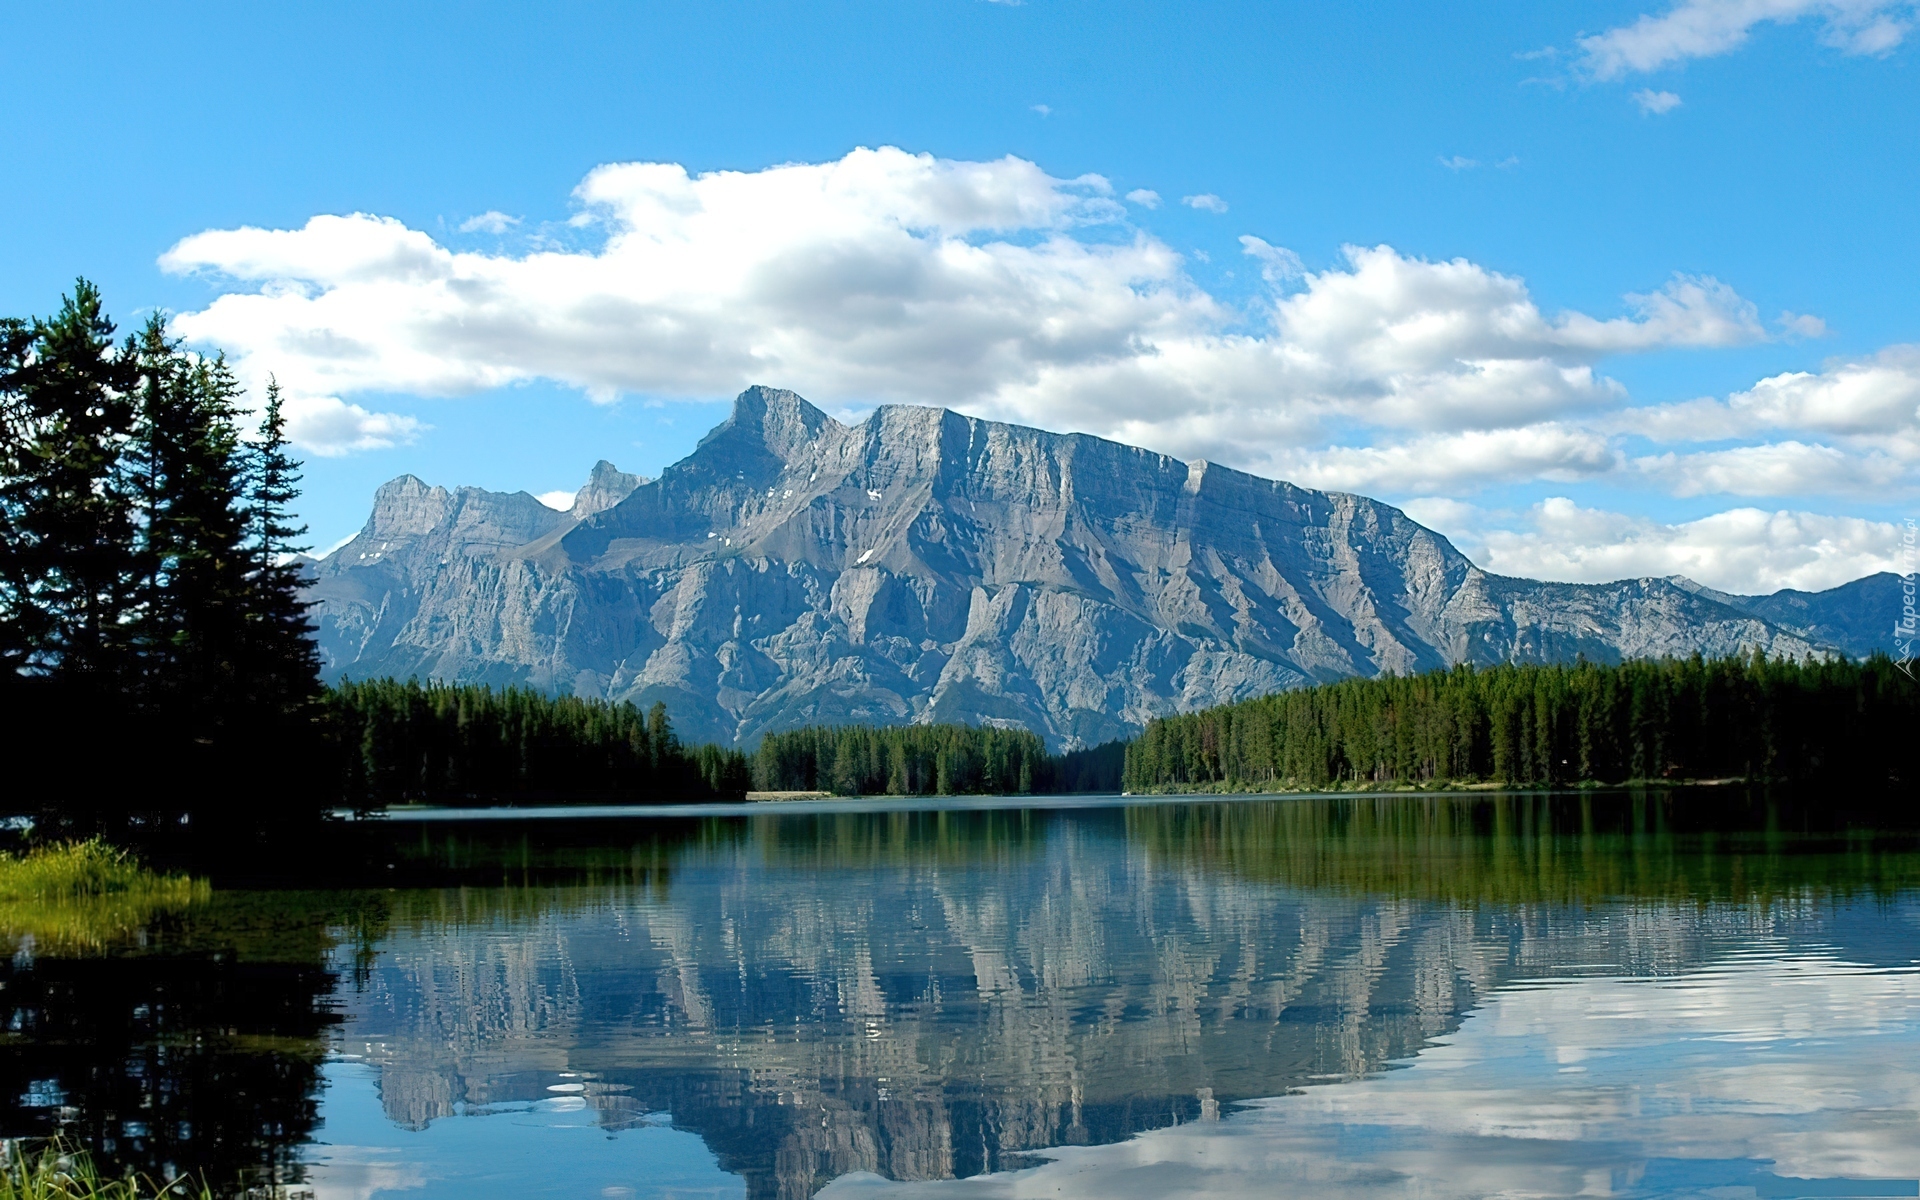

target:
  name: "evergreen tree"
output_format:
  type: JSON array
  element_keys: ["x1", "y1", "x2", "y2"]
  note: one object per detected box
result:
[
  {"x1": 240, "y1": 380, "x2": 323, "y2": 722},
  {"x1": 131, "y1": 323, "x2": 256, "y2": 743},
  {"x1": 745, "y1": 721, "x2": 1115, "y2": 796},
  {"x1": 324, "y1": 679, "x2": 754, "y2": 805},
  {"x1": 0, "y1": 281, "x2": 143, "y2": 685},
  {"x1": 1121, "y1": 656, "x2": 1916, "y2": 793},
  {"x1": 3, "y1": 283, "x2": 338, "y2": 836}
]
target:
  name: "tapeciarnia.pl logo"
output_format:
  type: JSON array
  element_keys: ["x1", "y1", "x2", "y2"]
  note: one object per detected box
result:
[{"x1": 1897, "y1": 517, "x2": 1917, "y2": 679}]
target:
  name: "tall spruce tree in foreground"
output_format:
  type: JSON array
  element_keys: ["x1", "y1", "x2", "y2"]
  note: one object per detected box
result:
[
  {"x1": 1, "y1": 283, "x2": 327, "y2": 836},
  {"x1": 132, "y1": 318, "x2": 256, "y2": 730},
  {"x1": 238, "y1": 380, "x2": 324, "y2": 756},
  {"x1": 0, "y1": 282, "x2": 143, "y2": 687}
]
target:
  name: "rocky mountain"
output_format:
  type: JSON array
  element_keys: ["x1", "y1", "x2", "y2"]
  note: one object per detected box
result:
[
  {"x1": 305, "y1": 386, "x2": 1872, "y2": 749},
  {"x1": 1668, "y1": 572, "x2": 1899, "y2": 660},
  {"x1": 567, "y1": 458, "x2": 645, "y2": 520}
]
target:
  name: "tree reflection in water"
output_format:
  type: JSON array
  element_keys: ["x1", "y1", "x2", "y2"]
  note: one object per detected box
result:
[
  {"x1": 2, "y1": 790, "x2": 1914, "y2": 1200},
  {"x1": 0, "y1": 891, "x2": 387, "y2": 1192},
  {"x1": 335, "y1": 792, "x2": 1920, "y2": 1199}
]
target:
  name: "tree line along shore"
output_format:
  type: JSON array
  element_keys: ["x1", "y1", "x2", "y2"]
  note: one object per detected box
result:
[
  {"x1": 329, "y1": 653, "x2": 1913, "y2": 807},
  {"x1": 1122, "y1": 654, "x2": 1916, "y2": 794},
  {"x1": 4, "y1": 282, "x2": 1915, "y2": 837}
]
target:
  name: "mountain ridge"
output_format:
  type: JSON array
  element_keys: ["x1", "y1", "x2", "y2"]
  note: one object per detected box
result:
[{"x1": 304, "y1": 386, "x2": 1889, "y2": 748}]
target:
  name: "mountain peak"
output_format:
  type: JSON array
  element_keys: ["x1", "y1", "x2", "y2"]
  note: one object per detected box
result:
[
  {"x1": 307, "y1": 391, "x2": 1852, "y2": 747},
  {"x1": 364, "y1": 474, "x2": 451, "y2": 540},
  {"x1": 571, "y1": 460, "x2": 647, "y2": 519},
  {"x1": 701, "y1": 385, "x2": 840, "y2": 460}
]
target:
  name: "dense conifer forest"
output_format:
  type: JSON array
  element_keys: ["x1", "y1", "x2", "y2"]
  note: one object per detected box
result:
[
  {"x1": 327, "y1": 679, "x2": 753, "y2": 804},
  {"x1": 1122, "y1": 655, "x2": 1918, "y2": 792},
  {"x1": 749, "y1": 723, "x2": 1125, "y2": 796}
]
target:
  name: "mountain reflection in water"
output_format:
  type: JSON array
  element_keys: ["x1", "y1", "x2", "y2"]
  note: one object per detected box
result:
[{"x1": 5, "y1": 792, "x2": 1918, "y2": 1200}]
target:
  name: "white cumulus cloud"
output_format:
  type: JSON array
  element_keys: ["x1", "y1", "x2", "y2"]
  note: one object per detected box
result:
[
  {"x1": 1601, "y1": 348, "x2": 1920, "y2": 501},
  {"x1": 1635, "y1": 441, "x2": 1912, "y2": 496},
  {"x1": 1428, "y1": 497, "x2": 1902, "y2": 593},
  {"x1": 1578, "y1": 0, "x2": 1914, "y2": 79},
  {"x1": 159, "y1": 146, "x2": 1910, "y2": 592},
  {"x1": 285, "y1": 396, "x2": 425, "y2": 456},
  {"x1": 1124, "y1": 188, "x2": 1161, "y2": 209},
  {"x1": 1616, "y1": 346, "x2": 1920, "y2": 445},
  {"x1": 1277, "y1": 424, "x2": 1621, "y2": 495},
  {"x1": 161, "y1": 147, "x2": 1767, "y2": 466},
  {"x1": 1181, "y1": 193, "x2": 1229, "y2": 213}
]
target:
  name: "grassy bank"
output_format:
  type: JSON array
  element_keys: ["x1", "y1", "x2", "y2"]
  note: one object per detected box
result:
[
  {"x1": 0, "y1": 1141, "x2": 212, "y2": 1200},
  {"x1": 0, "y1": 840, "x2": 208, "y2": 953}
]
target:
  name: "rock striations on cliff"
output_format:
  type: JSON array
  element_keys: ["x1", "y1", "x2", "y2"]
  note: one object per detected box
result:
[{"x1": 304, "y1": 385, "x2": 1881, "y2": 748}]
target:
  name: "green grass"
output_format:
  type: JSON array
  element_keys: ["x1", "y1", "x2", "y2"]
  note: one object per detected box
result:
[
  {"x1": 0, "y1": 840, "x2": 208, "y2": 953},
  {"x1": 0, "y1": 1141, "x2": 212, "y2": 1200}
]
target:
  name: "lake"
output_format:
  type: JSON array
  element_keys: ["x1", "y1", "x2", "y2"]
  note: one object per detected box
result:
[{"x1": 6, "y1": 791, "x2": 1919, "y2": 1199}]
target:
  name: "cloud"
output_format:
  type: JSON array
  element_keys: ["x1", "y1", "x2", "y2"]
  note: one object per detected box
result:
[
  {"x1": 1578, "y1": 0, "x2": 1915, "y2": 79},
  {"x1": 1634, "y1": 441, "x2": 1912, "y2": 496},
  {"x1": 1430, "y1": 497, "x2": 1902, "y2": 593},
  {"x1": 1617, "y1": 345, "x2": 1920, "y2": 442},
  {"x1": 458, "y1": 211, "x2": 520, "y2": 234},
  {"x1": 1732, "y1": 346, "x2": 1920, "y2": 436},
  {"x1": 1181, "y1": 193, "x2": 1229, "y2": 212},
  {"x1": 1230, "y1": 249, "x2": 1763, "y2": 439},
  {"x1": 160, "y1": 146, "x2": 1909, "y2": 587},
  {"x1": 1278, "y1": 424, "x2": 1621, "y2": 495},
  {"x1": 166, "y1": 148, "x2": 1768, "y2": 466},
  {"x1": 536, "y1": 490, "x2": 577, "y2": 511},
  {"x1": 1593, "y1": 348, "x2": 1920, "y2": 502},
  {"x1": 1779, "y1": 310, "x2": 1827, "y2": 337},
  {"x1": 1030, "y1": 103, "x2": 1051, "y2": 116},
  {"x1": 283, "y1": 396, "x2": 425, "y2": 456},
  {"x1": 818, "y1": 948, "x2": 1920, "y2": 1200},
  {"x1": 1632, "y1": 88, "x2": 1684, "y2": 113},
  {"x1": 1237, "y1": 235, "x2": 1304, "y2": 283},
  {"x1": 1438, "y1": 155, "x2": 1480, "y2": 170}
]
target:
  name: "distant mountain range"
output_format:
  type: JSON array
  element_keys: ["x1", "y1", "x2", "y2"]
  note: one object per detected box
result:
[{"x1": 304, "y1": 386, "x2": 1898, "y2": 748}]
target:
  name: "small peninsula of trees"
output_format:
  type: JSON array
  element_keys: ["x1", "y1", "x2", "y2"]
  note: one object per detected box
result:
[
  {"x1": 750, "y1": 723, "x2": 1125, "y2": 796},
  {"x1": 1123, "y1": 655, "x2": 1918, "y2": 793},
  {"x1": 3, "y1": 282, "x2": 323, "y2": 834}
]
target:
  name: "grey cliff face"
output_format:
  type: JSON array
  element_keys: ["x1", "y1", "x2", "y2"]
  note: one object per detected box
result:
[
  {"x1": 305, "y1": 386, "x2": 1848, "y2": 748},
  {"x1": 570, "y1": 459, "x2": 647, "y2": 520}
]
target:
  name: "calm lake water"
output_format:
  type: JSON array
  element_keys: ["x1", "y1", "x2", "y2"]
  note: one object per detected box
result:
[{"x1": 6, "y1": 792, "x2": 1920, "y2": 1199}]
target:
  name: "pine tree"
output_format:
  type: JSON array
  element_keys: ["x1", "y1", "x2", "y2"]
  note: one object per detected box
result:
[
  {"x1": 132, "y1": 327, "x2": 256, "y2": 738},
  {"x1": 240, "y1": 380, "x2": 323, "y2": 722},
  {"x1": 0, "y1": 281, "x2": 143, "y2": 685}
]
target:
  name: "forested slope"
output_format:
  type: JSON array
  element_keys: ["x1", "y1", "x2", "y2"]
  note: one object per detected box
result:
[{"x1": 1123, "y1": 655, "x2": 1917, "y2": 792}]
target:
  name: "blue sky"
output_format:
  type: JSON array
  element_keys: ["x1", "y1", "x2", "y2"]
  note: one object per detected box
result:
[{"x1": 3, "y1": 0, "x2": 1915, "y2": 592}]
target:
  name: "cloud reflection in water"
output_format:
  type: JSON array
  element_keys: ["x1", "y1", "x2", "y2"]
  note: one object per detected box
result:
[{"x1": 822, "y1": 949, "x2": 1920, "y2": 1198}]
